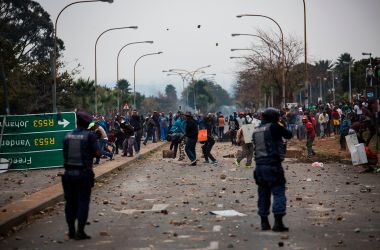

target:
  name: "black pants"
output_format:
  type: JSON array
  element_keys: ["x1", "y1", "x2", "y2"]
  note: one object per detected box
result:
[
  {"x1": 116, "y1": 131, "x2": 125, "y2": 154},
  {"x1": 170, "y1": 133, "x2": 183, "y2": 158},
  {"x1": 254, "y1": 164, "x2": 286, "y2": 216},
  {"x1": 134, "y1": 129, "x2": 143, "y2": 152},
  {"x1": 62, "y1": 170, "x2": 94, "y2": 228},
  {"x1": 340, "y1": 133, "x2": 348, "y2": 149},
  {"x1": 230, "y1": 130, "x2": 237, "y2": 145},
  {"x1": 201, "y1": 138, "x2": 216, "y2": 162}
]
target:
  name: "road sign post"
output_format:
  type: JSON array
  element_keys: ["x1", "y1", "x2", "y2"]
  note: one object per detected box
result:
[{"x1": 0, "y1": 112, "x2": 76, "y2": 170}]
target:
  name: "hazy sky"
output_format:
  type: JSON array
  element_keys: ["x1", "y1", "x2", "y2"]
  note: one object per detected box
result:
[{"x1": 36, "y1": 0, "x2": 380, "y2": 96}]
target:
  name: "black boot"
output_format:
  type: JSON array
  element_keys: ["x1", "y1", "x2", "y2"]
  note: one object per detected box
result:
[
  {"x1": 75, "y1": 223, "x2": 91, "y2": 240},
  {"x1": 68, "y1": 222, "x2": 76, "y2": 239},
  {"x1": 260, "y1": 216, "x2": 271, "y2": 230},
  {"x1": 272, "y1": 214, "x2": 289, "y2": 232}
]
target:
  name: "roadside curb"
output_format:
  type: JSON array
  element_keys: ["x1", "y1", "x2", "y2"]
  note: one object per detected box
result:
[{"x1": 0, "y1": 142, "x2": 167, "y2": 236}]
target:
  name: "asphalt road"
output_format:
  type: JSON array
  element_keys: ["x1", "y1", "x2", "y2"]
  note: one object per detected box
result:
[{"x1": 0, "y1": 142, "x2": 379, "y2": 249}]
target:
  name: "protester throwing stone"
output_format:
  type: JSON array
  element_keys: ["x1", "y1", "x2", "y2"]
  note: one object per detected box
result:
[
  {"x1": 62, "y1": 111, "x2": 101, "y2": 240},
  {"x1": 252, "y1": 108, "x2": 292, "y2": 232},
  {"x1": 184, "y1": 112, "x2": 198, "y2": 166}
]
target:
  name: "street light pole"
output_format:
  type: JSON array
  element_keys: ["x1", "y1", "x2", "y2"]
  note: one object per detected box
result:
[
  {"x1": 94, "y1": 26, "x2": 138, "y2": 114},
  {"x1": 169, "y1": 65, "x2": 212, "y2": 112},
  {"x1": 133, "y1": 52, "x2": 163, "y2": 108},
  {"x1": 362, "y1": 52, "x2": 373, "y2": 86},
  {"x1": 302, "y1": 0, "x2": 309, "y2": 108},
  {"x1": 344, "y1": 61, "x2": 352, "y2": 103},
  {"x1": 327, "y1": 69, "x2": 335, "y2": 104},
  {"x1": 164, "y1": 71, "x2": 190, "y2": 109},
  {"x1": 318, "y1": 77, "x2": 322, "y2": 102},
  {"x1": 116, "y1": 41, "x2": 153, "y2": 113},
  {"x1": 53, "y1": 0, "x2": 113, "y2": 113},
  {"x1": 237, "y1": 14, "x2": 286, "y2": 108}
]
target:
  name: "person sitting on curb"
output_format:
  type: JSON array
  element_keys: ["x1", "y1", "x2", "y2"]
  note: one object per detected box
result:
[{"x1": 93, "y1": 122, "x2": 113, "y2": 164}]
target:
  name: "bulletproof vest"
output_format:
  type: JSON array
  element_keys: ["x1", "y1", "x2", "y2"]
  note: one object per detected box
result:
[
  {"x1": 64, "y1": 130, "x2": 90, "y2": 168},
  {"x1": 252, "y1": 123, "x2": 285, "y2": 164}
]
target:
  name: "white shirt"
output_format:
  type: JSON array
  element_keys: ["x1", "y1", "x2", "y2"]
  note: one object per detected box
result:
[{"x1": 354, "y1": 105, "x2": 363, "y2": 115}]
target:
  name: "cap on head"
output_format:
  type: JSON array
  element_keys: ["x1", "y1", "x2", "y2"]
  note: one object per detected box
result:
[{"x1": 76, "y1": 111, "x2": 92, "y2": 128}]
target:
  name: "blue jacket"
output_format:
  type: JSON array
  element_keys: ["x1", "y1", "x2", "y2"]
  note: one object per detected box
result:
[
  {"x1": 170, "y1": 118, "x2": 185, "y2": 134},
  {"x1": 340, "y1": 118, "x2": 350, "y2": 135}
]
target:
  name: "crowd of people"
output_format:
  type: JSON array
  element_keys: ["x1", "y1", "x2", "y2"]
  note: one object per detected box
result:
[
  {"x1": 61, "y1": 95, "x2": 379, "y2": 240},
  {"x1": 77, "y1": 94, "x2": 379, "y2": 170}
]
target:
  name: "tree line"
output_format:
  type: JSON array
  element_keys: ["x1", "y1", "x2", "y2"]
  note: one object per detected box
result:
[{"x1": 233, "y1": 29, "x2": 379, "y2": 110}]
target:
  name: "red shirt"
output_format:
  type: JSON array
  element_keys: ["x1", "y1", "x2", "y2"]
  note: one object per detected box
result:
[
  {"x1": 306, "y1": 121, "x2": 315, "y2": 138},
  {"x1": 332, "y1": 111, "x2": 340, "y2": 120}
]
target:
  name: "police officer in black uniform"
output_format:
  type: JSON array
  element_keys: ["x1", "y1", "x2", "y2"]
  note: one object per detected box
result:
[
  {"x1": 252, "y1": 108, "x2": 292, "y2": 232},
  {"x1": 62, "y1": 111, "x2": 101, "y2": 240}
]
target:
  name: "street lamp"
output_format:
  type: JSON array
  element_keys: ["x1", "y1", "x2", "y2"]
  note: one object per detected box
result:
[
  {"x1": 343, "y1": 61, "x2": 352, "y2": 103},
  {"x1": 52, "y1": 0, "x2": 113, "y2": 113},
  {"x1": 301, "y1": 0, "x2": 308, "y2": 107},
  {"x1": 165, "y1": 71, "x2": 190, "y2": 109},
  {"x1": 237, "y1": 14, "x2": 286, "y2": 108},
  {"x1": 169, "y1": 65, "x2": 211, "y2": 112},
  {"x1": 231, "y1": 33, "x2": 273, "y2": 57},
  {"x1": 327, "y1": 69, "x2": 336, "y2": 104},
  {"x1": 231, "y1": 33, "x2": 271, "y2": 47},
  {"x1": 231, "y1": 48, "x2": 254, "y2": 52},
  {"x1": 316, "y1": 76, "x2": 327, "y2": 103},
  {"x1": 133, "y1": 52, "x2": 163, "y2": 108},
  {"x1": 230, "y1": 56, "x2": 247, "y2": 60},
  {"x1": 94, "y1": 26, "x2": 138, "y2": 114},
  {"x1": 116, "y1": 41, "x2": 153, "y2": 113}
]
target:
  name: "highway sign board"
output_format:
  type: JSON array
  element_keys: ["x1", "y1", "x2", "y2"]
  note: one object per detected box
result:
[{"x1": 0, "y1": 112, "x2": 76, "y2": 170}]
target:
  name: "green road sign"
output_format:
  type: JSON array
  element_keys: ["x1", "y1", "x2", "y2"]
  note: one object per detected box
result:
[{"x1": 0, "y1": 112, "x2": 76, "y2": 170}]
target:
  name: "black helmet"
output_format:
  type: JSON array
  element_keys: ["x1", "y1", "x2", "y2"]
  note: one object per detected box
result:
[{"x1": 262, "y1": 107, "x2": 280, "y2": 123}]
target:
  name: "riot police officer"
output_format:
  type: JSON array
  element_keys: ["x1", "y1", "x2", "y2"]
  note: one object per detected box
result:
[
  {"x1": 62, "y1": 111, "x2": 101, "y2": 240},
  {"x1": 252, "y1": 108, "x2": 292, "y2": 232}
]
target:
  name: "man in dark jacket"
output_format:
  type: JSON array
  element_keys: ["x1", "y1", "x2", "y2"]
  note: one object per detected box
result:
[
  {"x1": 152, "y1": 111, "x2": 160, "y2": 142},
  {"x1": 62, "y1": 111, "x2": 101, "y2": 240},
  {"x1": 184, "y1": 112, "x2": 198, "y2": 166},
  {"x1": 130, "y1": 109, "x2": 142, "y2": 154},
  {"x1": 201, "y1": 113, "x2": 218, "y2": 165},
  {"x1": 252, "y1": 108, "x2": 292, "y2": 232}
]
